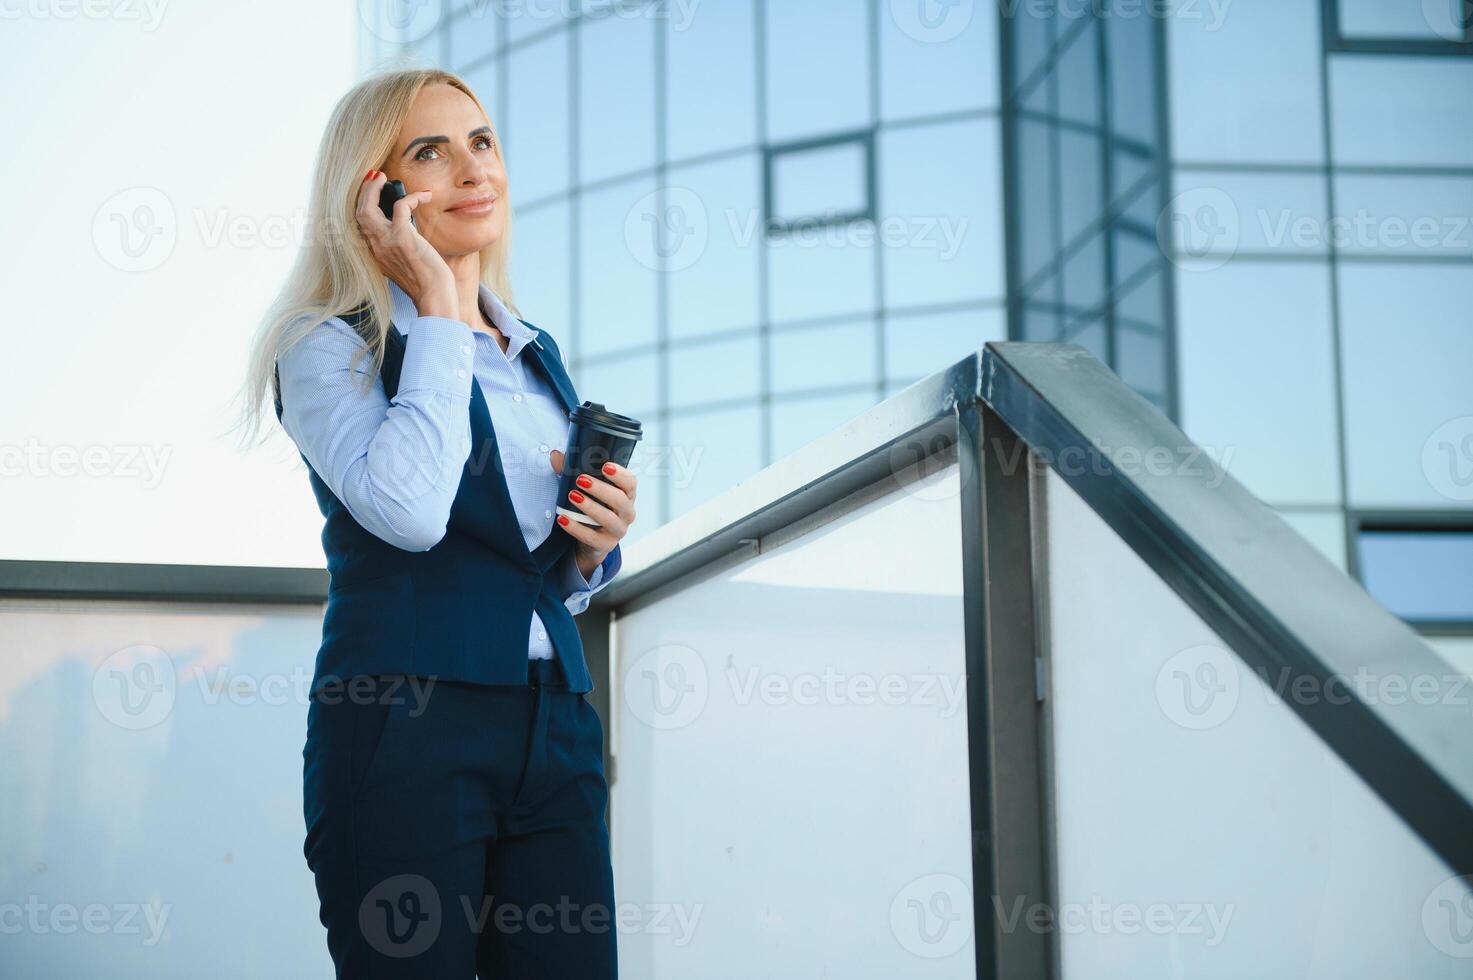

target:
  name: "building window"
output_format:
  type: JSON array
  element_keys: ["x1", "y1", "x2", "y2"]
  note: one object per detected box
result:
[
  {"x1": 1328, "y1": 0, "x2": 1473, "y2": 54},
  {"x1": 1355, "y1": 523, "x2": 1473, "y2": 631},
  {"x1": 763, "y1": 131, "x2": 875, "y2": 236}
]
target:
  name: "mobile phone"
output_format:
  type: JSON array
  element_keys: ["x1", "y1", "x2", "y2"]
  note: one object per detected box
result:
[{"x1": 378, "y1": 179, "x2": 415, "y2": 226}]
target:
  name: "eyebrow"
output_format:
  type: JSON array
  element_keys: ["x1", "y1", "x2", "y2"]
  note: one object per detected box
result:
[{"x1": 401, "y1": 126, "x2": 495, "y2": 158}]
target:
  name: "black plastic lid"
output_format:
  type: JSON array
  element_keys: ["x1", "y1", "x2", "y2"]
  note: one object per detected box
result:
[{"x1": 570, "y1": 401, "x2": 643, "y2": 437}]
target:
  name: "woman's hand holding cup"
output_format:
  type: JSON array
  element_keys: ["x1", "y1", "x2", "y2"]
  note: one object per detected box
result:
[{"x1": 550, "y1": 451, "x2": 637, "y2": 575}]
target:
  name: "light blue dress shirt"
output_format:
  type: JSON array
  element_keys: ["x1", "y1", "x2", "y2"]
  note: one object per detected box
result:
[{"x1": 276, "y1": 278, "x2": 621, "y2": 661}]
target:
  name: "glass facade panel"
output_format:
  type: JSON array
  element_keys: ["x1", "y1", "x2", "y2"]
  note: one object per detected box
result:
[
  {"x1": 625, "y1": 414, "x2": 665, "y2": 544},
  {"x1": 1339, "y1": 264, "x2": 1473, "y2": 507},
  {"x1": 883, "y1": 307, "x2": 1006, "y2": 382},
  {"x1": 579, "y1": 11, "x2": 657, "y2": 184},
  {"x1": 1105, "y1": 12, "x2": 1159, "y2": 146},
  {"x1": 1358, "y1": 530, "x2": 1473, "y2": 623},
  {"x1": 880, "y1": 118, "x2": 1005, "y2": 308},
  {"x1": 1061, "y1": 232, "x2": 1107, "y2": 316},
  {"x1": 1280, "y1": 510, "x2": 1350, "y2": 571},
  {"x1": 770, "y1": 390, "x2": 879, "y2": 461},
  {"x1": 573, "y1": 350, "x2": 659, "y2": 420},
  {"x1": 879, "y1": 0, "x2": 998, "y2": 120},
  {"x1": 668, "y1": 335, "x2": 760, "y2": 410},
  {"x1": 1009, "y1": 2, "x2": 1053, "y2": 84},
  {"x1": 1017, "y1": 116, "x2": 1057, "y2": 283},
  {"x1": 764, "y1": 0, "x2": 870, "y2": 143},
  {"x1": 1113, "y1": 320, "x2": 1168, "y2": 409},
  {"x1": 770, "y1": 320, "x2": 877, "y2": 395},
  {"x1": 1329, "y1": 56, "x2": 1473, "y2": 166},
  {"x1": 766, "y1": 223, "x2": 877, "y2": 325},
  {"x1": 449, "y1": 9, "x2": 498, "y2": 70},
  {"x1": 1055, "y1": 21, "x2": 1101, "y2": 127},
  {"x1": 1177, "y1": 261, "x2": 1342, "y2": 506},
  {"x1": 1167, "y1": 170, "x2": 1330, "y2": 256},
  {"x1": 666, "y1": 153, "x2": 763, "y2": 341},
  {"x1": 459, "y1": 55, "x2": 501, "y2": 123},
  {"x1": 507, "y1": 199, "x2": 572, "y2": 343},
  {"x1": 504, "y1": 29, "x2": 570, "y2": 203},
  {"x1": 504, "y1": 0, "x2": 571, "y2": 43},
  {"x1": 1333, "y1": 174, "x2": 1473, "y2": 257},
  {"x1": 664, "y1": 0, "x2": 757, "y2": 161},
  {"x1": 1167, "y1": 0, "x2": 1325, "y2": 164},
  {"x1": 1057, "y1": 130, "x2": 1103, "y2": 247},
  {"x1": 579, "y1": 175, "x2": 660, "y2": 356},
  {"x1": 668, "y1": 403, "x2": 763, "y2": 516}
]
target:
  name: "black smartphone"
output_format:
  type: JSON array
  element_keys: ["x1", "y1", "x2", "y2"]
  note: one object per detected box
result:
[{"x1": 378, "y1": 179, "x2": 414, "y2": 226}]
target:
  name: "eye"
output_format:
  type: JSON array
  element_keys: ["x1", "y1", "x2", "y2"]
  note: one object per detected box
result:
[
  {"x1": 414, "y1": 145, "x2": 442, "y2": 162},
  {"x1": 474, "y1": 134, "x2": 495, "y2": 152}
]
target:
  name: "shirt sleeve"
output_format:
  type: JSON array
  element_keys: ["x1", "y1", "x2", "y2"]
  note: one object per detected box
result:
[
  {"x1": 560, "y1": 543, "x2": 622, "y2": 616},
  {"x1": 276, "y1": 313, "x2": 478, "y2": 552}
]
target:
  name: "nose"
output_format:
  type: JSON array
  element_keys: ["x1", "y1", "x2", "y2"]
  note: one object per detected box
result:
[{"x1": 455, "y1": 152, "x2": 501, "y2": 189}]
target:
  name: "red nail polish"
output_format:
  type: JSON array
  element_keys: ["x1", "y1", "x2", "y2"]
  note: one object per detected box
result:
[
  {"x1": 602, "y1": 463, "x2": 617, "y2": 476},
  {"x1": 364, "y1": 169, "x2": 375, "y2": 182},
  {"x1": 576, "y1": 475, "x2": 592, "y2": 489},
  {"x1": 557, "y1": 515, "x2": 569, "y2": 526},
  {"x1": 569, "y1": 490, "x2": 585, "y2": 503}
]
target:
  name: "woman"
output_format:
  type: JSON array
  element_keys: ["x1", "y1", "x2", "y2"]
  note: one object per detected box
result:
[{"x1": 239, "y1": 68, "x2": 635, "y2": 977}]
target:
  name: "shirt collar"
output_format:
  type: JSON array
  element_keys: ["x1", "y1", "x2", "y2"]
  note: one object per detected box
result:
[{"x1": 387, "y1": 277, "x2": 539, "y2": 359}]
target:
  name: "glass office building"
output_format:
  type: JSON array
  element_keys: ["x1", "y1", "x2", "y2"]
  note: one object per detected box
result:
[{"x1": 359, "y1": 0, "x2": 1472, "y2": 639}]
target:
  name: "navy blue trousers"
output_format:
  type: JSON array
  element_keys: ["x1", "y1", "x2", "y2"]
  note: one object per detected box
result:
[{"x1": 302, "y1": 657, "x2": 618, "y2": 978}]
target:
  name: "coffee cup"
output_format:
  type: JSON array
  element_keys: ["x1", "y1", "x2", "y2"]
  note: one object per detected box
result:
[{"x1": 555, "y1": 401, "x2": 643, "y2": 530}]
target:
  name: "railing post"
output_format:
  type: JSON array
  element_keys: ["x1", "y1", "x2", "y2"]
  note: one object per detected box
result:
[{"x1": 957, "y1": 397, "x2": 1053, "y2": 979}]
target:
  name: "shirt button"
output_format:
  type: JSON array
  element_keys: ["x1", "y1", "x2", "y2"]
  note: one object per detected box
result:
[
  {"x1": 538, "y1": 443, "x2": 549, "y2": 453},
  {"x1": 544, "y1": 509, "x2": 552, "y2": 519},
  {"x1": 461, "y1": 344, "x2": 472, "y2": 355},
  {"x1": 512, "y1": 393, "x2": 523, "y2": 402},
  {"x1": 538, "y1": 630, "x2": 547, "y2": 641},
  {"x1": 456, "y1": 368, "x2": 468, "y2": 379}
]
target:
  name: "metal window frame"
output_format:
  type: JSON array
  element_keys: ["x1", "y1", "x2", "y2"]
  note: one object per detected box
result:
[
  {"x1": 761, "y1": 128, "x2": 878, "y2": 236},
  {"x1": 1323, "y1": 0, "x2": 1473, "y2": 55},
  {"x1": 1348, "y1": 511, "x2": 1473, "y2": 635}
]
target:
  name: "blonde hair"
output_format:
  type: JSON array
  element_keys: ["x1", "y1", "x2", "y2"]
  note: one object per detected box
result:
[{"x1": 231, "y1": 66, "x2": 518, "y2": 450}]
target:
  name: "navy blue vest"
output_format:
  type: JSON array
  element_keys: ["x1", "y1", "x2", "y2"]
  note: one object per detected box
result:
[{"x1": 274, "y1": 306, "x2": 593, "y2": 695}]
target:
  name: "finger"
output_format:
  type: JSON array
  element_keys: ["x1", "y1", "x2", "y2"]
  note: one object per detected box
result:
[
  {"x1": 597, "y1": 462, "x2": 638, "y2": 501},
  {"x1": 356, "y1": 171, "x2": 390, "y2": 230},
  {"x1": 567, "y1": 487, "x2": 626, "y2": 536},
  {"x1": 393, "y1": 189, "x2": 430, "y2": 227},
  {"x1": 557, "y1": 515, "x2": 617, "y2": 550},
  {"x1": 571, "y1": 473, "x2": 632, "y2": 521},
  {"x1": 549, "y1": 449, "x2": 564, "y2": 475}
]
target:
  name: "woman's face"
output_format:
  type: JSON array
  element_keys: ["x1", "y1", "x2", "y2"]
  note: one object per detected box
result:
[{"x1": 382, "y1": 82, "x2": 508, "y2": 258}]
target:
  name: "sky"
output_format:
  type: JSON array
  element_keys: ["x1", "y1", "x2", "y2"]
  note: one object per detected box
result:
[{"x1": 1, "y1": 0, "x2": 361, "y2": 567}]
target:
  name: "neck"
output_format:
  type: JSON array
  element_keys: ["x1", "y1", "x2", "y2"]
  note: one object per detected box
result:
[
  {"x1": 446, "y1": 251, "x2": 481, "y2": 321},
  {"x1": 445, "y1": 251, "x2": 497, "y2": 341}
]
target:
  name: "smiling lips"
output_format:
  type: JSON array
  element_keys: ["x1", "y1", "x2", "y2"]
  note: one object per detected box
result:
[{"x1": 448, "y1": 194, "x2": 497, "y2": 216}]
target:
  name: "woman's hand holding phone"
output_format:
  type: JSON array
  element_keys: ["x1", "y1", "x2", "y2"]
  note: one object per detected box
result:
[{"x1": 355, "y1": 170, "x2": 457, "y2": 319}]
